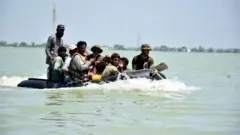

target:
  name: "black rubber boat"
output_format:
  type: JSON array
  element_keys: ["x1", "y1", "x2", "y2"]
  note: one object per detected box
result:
[{"x1": 17, "y1": 69, "x2": 167, "y2": 89}]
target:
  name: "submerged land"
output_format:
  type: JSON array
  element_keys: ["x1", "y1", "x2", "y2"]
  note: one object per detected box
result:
[{"x1": 0, "y1": 40, "x2": 239, "y2": 53}]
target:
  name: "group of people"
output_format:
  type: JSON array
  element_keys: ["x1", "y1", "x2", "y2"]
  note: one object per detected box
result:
[{"x1": 45, "y1": 24, "x2": 156, "y2": 85}]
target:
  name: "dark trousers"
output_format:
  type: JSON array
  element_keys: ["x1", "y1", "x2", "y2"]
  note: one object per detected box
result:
[{"x1": 47, "y1": 64, "x2": 53, "y2": 81}]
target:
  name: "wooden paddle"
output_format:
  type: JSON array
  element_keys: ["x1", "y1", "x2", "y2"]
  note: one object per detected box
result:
[{"x1": 151, "y1": 62, "x2": 168, "y2": 72}]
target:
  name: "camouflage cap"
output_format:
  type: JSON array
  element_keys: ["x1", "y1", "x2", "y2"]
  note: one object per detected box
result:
[
  {"x1": 141, "y1": 44, "x2": 152, "y2": 50},
  {"x1": 91, "y1": 44, "x2": 103, "y2": 53}
]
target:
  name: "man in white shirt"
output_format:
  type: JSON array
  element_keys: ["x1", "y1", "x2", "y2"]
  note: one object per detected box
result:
[{"x1": 51, "y1": 46, "x2": 67, "y2": 83}]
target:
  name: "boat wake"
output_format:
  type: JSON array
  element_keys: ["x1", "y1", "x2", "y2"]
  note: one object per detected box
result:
[
  {"x1": 0, "y1": 74, "x2": 200, "y2": 100},
  {"x1": 85, "y1": 77, "x2": 200, "y2": 99},
  {"x1": 0, "y1": 74, "x2": 46, "y2": 87}
]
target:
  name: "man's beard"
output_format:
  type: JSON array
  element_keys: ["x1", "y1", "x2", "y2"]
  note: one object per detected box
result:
[{"x1": 56, "y1": 33, "x2": 64, "y2": 38}]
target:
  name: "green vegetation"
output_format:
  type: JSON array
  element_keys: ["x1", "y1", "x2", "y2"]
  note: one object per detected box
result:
[
  {"x1": 0, "y1": 40, "x2": 239, "y2": 53},
  {"x1": 0, "y1": 41, "x2": 45, "y2": 48}
]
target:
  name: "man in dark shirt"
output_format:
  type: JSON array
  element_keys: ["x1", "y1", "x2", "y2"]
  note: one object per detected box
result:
[{"x1": 132, "y1": 44, "x2": 154, "y2": 70}]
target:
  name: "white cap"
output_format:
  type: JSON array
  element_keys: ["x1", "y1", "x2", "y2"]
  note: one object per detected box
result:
[{"x1": 68, "y1": 44, "x2": 77, "y2": 50}]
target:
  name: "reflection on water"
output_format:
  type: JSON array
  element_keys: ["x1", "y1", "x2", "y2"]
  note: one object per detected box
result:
[
  {"x1": 40, "y1": 89, "x2": 107, "y2": 134},
  {"x1": 0, "y1": 86, "x2": 239, "y2": 135},
  {"x1": 44, "y1": 89, "x2": 84, "y2": 106},
  {"x1": 42, "y1": 111, "x2": 65, "y2": 127}
]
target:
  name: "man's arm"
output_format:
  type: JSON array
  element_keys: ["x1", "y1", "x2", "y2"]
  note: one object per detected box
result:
[
  {"x1": 102, "y1": 66, "x2": 111, "y2": 78},
  {"x1": 45, "y1": 36, "x2": 54, "y2": 58},
  {"x1": 62, "y1": 57, "x2": 71, "y2": 72},
  {"x1": 102, "y1": 66, "x2": 118, "y2": 79},
  {"x1": 53, "y1": 57, "x2": 63, "y2": 73},
  {"x1": 102, "y1": 66, "x2": 110, "y2": 79},
  {"x1": 148, "y1": 57, "x2": 154, "y2": 68},
  {"x1": 97, "y1": 55, "x2": 104, "y2": 62},
  {"x1": 132, "y1": 56, "x2": 137, "y2": 70},
  {"x1": 73, "y1": 56, "x2": 92, "y2": 71}
]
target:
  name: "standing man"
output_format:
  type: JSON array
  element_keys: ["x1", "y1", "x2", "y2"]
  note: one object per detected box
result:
[
  {"x1": 132, "y1": 44, "x2": 154, "y2": 70},
  {"x1": 45, "y1": 24, "x2": 65, "y2": 80}
]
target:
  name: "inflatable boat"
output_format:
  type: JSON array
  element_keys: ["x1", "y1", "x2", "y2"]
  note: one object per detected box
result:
[{"x1": 17, "y1": 63, "x2": 168, "y2": 89}]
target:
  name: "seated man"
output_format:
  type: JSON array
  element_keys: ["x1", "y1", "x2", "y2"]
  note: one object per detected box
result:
[
  {"x1": 101, "y1": 53, "x2": 122, "y2": 79},
  {"x1": 103, "y1": 55, "x2": 111, "y2": 66},
  {"x1": 61, "y1": 47, "x2": 73, "y2": 84},
  {"x1": 132, "y1": 44, "x2": 154, "y2": 70},
  {"x1": 87, "y1": 44, "x2": 104, "y2": 62},
  {"x1": 51, "y1": 46, "x2": 67, "y2": 83},
  {"x1": 87, "y1": 45, "x2": 104, "y2": 76},
  {"x1": 67, "y1": 44, "x2": 95, "y2": 83},
  {"x1": 120, "y1": 57, "x2": 130, "y2": 71}
]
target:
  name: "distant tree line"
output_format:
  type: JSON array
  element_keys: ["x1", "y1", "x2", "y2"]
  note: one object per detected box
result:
[
  {"x1": 0, "y1": 40, "x2": 239, "y2": 53},
  {"x1": 112, "y1": 44, "x2": 240, "y2": 53},
  {"x1": 0, "y1": 41, "x2": 45, "y2": 48}
]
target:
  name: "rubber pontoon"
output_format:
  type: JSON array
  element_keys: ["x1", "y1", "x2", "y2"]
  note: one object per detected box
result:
[{"x1": 17, "y1": 69, "x2": 166, "y2": 89}]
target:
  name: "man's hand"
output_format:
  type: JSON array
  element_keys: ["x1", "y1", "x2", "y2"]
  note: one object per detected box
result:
[
  {"x1": 95, "y1": 61, "x2": 100, "y2": 65},
  {"x1": 89, "y1": 58, "x2": 96, "y2": 63}
]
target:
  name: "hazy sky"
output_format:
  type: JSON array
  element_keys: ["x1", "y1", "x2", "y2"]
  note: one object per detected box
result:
[{"x1": 0, "y1": 0, "x2": 239, "y2": 48}]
